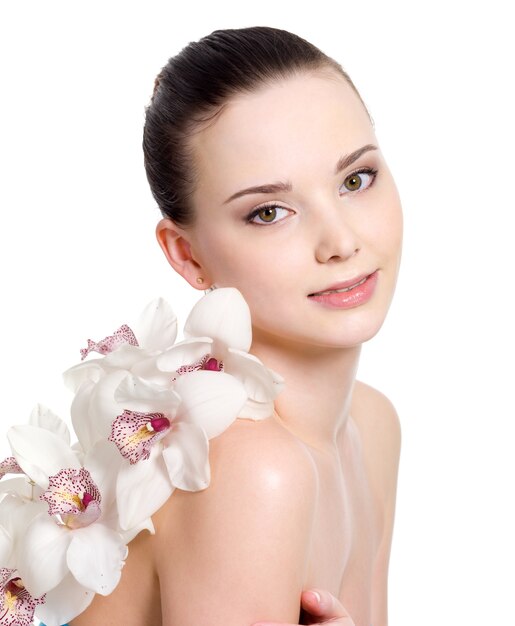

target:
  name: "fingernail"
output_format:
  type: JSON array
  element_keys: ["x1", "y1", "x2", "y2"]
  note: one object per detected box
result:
[{"x1": 309, "y1": 590, "x2": 321, "y2": 603}]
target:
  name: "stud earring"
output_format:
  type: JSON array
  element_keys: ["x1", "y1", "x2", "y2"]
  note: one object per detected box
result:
[{"x1": 196, "y1": 277, "x2": 204, "y2": 285}]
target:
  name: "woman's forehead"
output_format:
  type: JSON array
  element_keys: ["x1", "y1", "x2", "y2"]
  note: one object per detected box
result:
[{"x1": 190, "y1": 73, "x2": 375, "y2": 193}]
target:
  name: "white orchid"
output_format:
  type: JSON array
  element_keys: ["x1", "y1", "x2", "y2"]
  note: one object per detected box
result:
[
  {"x1": 63, "y1": 297, "x2": 178, "y2": 391},
  {"x1": 109, "y1": 369, "x2": 247, "y2": 530},
  {"x1": 62, "y1": 298, "x2": 178, "y2": 454},
  {"x1": 0, "y1": 567, "x2": 45, "y2": 626},
  {"x1": 157, "y1": 288, "x2": 284, "y2": 419},
  {"x1": 4, "y1": 426, "x2": 127, "y2": 624},
  {"x1": 0, "y1": 288, "x2": 285, "y2": 624}
]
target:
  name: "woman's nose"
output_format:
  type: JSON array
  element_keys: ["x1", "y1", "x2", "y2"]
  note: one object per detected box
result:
[{"x1": 314, "y1": 210, "x2": 361, "y2": 264}]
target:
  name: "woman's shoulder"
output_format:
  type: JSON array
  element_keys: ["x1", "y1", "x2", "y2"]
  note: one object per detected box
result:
[
  {"x1": 155, "y1": 415, "x2": 318, "y2": 533},
  {"x1": 349, "y1": 380, "x2": 401, "y2": 514},
  {"x1": 151, "y1": 416, "x2": 318, "y2": 623},
  {"x1": 351, "y1": 380, "x2": 401, "y2": 451}
]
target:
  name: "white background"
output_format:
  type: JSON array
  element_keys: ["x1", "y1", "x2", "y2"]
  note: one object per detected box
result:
[{"x1": 1, "y1": 1, "x2": 513, "y2": 624}]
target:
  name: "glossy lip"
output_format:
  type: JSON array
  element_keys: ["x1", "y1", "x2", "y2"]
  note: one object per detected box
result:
[
  {"x1": 308, "y1": 272, "x2": 374, "y2": 297},
  {"x1": 307, "y1": 270, "x2": 379, "y2": 309}
]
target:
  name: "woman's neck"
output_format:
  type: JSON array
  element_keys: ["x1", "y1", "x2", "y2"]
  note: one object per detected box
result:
[{"x1": 250, "y1": 332, "x2": 361, "y2": 450}]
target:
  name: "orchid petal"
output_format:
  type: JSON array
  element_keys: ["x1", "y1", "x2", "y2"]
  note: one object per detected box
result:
[
  {"x1": 130, "y1": 353, "x2": 173, "y2": 386},
  {"x1": 83, "y1": 440, "x2": 123, "y2": 511},
  {"x1": 35, "y1": 572, "x2": 94, "y2": 626},
  {"x1": 7, "y1": 426, "x2": 81, "y2": 489},
  {"x1": 71, "y1": 370, "x2": 128, "y2": 452},
  {"x1": 41, "y1": 468, "x2": 102, "y2": 530},
  {"x1": 120, "y1": 517, "x2": 155, "y2": 543},
  {"x1": 63, "y1": 358, "x2": 105, "y2": 393},
  {"x1": 226, "y1": 348, "x2": 284, "y2": 402},
  {"x1": 174, "y1": 370, "x2": 247, "y2": 439},
  {"x1": 67, "y1": 524, "x2": 127, "y2": 595},
  {"x1": 0, "y1": 477, "x2": 33, "y2": 500},
  {"x1": 87, "y1": 370, "x2": 130, "y2": 434},
  {"x1": 114, "y1": 373, "x2": 180, "y2": 414},
  {"x1": 116, "y1": 446, "x2": 173, "y2": 530},
  {"x1": 184, "y1": 288, "x2": 252, "y2": 351},
  {"x1": 0, "y1": 525, "x2": 12, "y2": 565},
  {"x1": 80, "y1": 323, "x2": 138, "y2": 360},
  {"x1": 100, "y1": 342, "x2": 148, "y2": 368},
  {"x1": 156, "y1": 337, "x2": 213, "y2": 373},
  {"x1": 0, "y1": 568, "x2": 45, "y2": 626},
  {"x1": 70, "y1": 380, "x2": 98, "y2": 453},
  {"x1": 0, "y1": 491, "x2": 45, "y2": 540},
  {"x1": 29, "y1": 404, "x2": 71, "y2": 445},
  {"x1": 0, "y1": 456, "x2": 23, "y2": 479},
  {"x1": 135, "y1": 297, "x2": 178, "y2": 352},
  {"x1": 237, "y1": 397, "x2": 276, "y2": 420},
  {"x1": 17, "y1": 513, "x2": 71, "y2": 597},
  {"x1": 162, "y1": 422, "x2": 210, "y2": 491},
  {"x1": 109, "y1": 410, "x2": 171, "y2": 464}
]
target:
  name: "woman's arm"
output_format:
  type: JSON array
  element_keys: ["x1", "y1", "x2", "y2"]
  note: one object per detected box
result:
[
  {"x1": 351, "y1": 382, "x2": 401, "y2": 625},
  {"x1": 153, "y1": 418, "x2": 318, "y2": 626}
]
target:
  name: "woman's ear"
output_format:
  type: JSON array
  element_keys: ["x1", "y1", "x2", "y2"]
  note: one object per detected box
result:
[{"x1": 155, "y1": 218, "x2": 211, "y2": 290}]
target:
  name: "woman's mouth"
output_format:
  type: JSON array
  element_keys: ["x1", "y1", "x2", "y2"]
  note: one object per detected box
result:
[{"x1": 308, "y1": 271, "x2": 378, "y2": 309}]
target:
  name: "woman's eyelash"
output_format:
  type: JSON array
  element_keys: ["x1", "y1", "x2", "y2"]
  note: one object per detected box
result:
[
  {"x1": 245, "y1": 203, "x2": 291, "y2": 225},
  {"x1": 340, "y1": 166, "x2": 378, "y2": 194}
]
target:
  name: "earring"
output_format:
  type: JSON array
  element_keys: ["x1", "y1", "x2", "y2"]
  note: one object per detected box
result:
[{"x1": 196, "y1": 277, "x2": 204, "y2": 285}]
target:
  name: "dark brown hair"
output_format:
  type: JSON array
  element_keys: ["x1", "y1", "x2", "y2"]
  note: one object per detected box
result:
[{"x1": 143, "y1": 26, "x2": 367, "y2": 226}]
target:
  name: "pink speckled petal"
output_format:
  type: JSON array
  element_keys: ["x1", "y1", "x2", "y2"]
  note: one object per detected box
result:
[
  {"x1": 0, "y1": 568, "x2": 45, "y2": 626},
  {"x1": 40, "y1": 468, "x2": 101, "y2": 529},
  {"x1": 80, "y1": 324, "x2": 139, "y2": 360},
  {"x1": 0, "y1": 457, "x2": 23, "y2": 479},
  {"x1": 109, "y1": 410, "x2": 170, "y2": 464},
  {"x1": 184, "y1": 288, "x2": 252, "y2": 352}
]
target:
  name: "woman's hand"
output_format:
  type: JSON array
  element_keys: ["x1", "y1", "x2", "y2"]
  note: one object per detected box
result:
[{"x1": 252, "y1": 589, "x2": 356, "y2": 626}]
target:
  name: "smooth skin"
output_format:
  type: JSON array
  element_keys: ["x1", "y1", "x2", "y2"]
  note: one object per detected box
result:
[{"x1": 71, "y1": 70, "x2": 402, "y2": 626}]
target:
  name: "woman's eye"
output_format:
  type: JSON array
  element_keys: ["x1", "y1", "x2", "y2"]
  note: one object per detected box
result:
[
  {"x1": 247, "y1": 205, "x2": 291, "y2": 225},
  {"x1": 340, "y1": 168, "x2": 377, "y2": 194}
]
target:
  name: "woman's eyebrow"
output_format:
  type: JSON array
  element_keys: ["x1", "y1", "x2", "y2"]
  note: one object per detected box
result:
[
  {"x1": 335, "y1": 143, "x2": 378, "y2": 174},
  {"x1": 223, "y1": 181, "x2": 292, "y2": 205},
  {"x1": 223, "y1": 144, "x2": 378, "y2": 204}
]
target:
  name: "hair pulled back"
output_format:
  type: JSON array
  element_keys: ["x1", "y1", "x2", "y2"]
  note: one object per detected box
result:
[{"x1": 143, "y1": 26, "x2": 365, "y2": 226}]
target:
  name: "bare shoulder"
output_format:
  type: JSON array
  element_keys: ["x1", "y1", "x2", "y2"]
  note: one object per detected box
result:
[
  {"x1": 156, "y1": 416, "x2": 318, "y2": 525},
  {"x1": 152, "y1": 417, "x2": 318, "y2": 625},
  {"x1": 351, "y1": 380, "x2": 401, "y2": 481}
]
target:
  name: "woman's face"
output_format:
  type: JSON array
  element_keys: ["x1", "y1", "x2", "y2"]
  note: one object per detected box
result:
[{"x1": 173, "y1": 71, "x2": 402, "y2": 351}]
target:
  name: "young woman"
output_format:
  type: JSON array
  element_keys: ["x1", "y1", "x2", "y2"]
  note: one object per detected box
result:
[{"x1": 70, "y1": 25, "x2": 402, "y2": 626}]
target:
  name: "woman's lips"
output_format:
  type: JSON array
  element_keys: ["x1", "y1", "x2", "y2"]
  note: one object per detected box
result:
[{"x1": 308, "y1": 271, "x2": 379, "y2": 309}]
